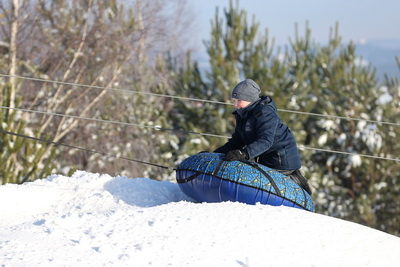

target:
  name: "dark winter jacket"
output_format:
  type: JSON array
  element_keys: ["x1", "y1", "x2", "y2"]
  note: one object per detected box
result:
[{"x1": 214, "y1": 95, "x2": 301, "y2": 170}]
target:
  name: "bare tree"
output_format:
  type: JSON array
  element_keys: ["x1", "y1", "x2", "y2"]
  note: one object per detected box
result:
[
  {"x1": 8, "y1": 0, "x2": 18, "y2": 108},
  {"x1": 0, "y1": 0, "x2": 196, "y2": 182}
]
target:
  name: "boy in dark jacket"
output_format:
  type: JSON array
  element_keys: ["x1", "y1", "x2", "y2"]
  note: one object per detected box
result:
[{"x1": 214, "y1": 79, "x2": 312, "y2": 195}]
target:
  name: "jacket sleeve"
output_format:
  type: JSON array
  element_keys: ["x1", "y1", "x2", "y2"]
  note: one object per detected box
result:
[
  {"x1": 245, "y1": 106, "x2": 279, "y2": 159},
  {"x1": 214, "y1": 129, "x2": 244, "y2": 154}
]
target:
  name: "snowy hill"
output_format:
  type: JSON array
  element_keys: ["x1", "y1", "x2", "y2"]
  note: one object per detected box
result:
[{"x1": 1, "y1": 171, "x2": 400, "y2": 266}]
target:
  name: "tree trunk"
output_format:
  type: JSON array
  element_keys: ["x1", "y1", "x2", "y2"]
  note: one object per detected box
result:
[{"x1": 9, "y1": 0, "x2": 19, "y2": 109}]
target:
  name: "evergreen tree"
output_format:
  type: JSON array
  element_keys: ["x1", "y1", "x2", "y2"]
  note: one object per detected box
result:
[{"x1": 173, "y1": 0, "x2": 400, "y2": 236}]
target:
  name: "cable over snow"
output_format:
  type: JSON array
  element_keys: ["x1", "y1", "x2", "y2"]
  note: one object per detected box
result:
[{"x1": 1, "y1": 170, "x2": 399, "y2": 266}]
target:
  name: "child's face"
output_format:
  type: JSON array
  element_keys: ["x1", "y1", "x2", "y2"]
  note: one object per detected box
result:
[{"x1": 233, "y1": 98, "x2": 251, "y2": 109}]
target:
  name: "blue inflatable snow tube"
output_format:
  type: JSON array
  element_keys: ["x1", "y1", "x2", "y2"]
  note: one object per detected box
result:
[{"x1": 176, "y1": 152, "x2": 314, "y2": 212}]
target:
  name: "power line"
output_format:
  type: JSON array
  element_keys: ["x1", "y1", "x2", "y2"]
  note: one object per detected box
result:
[
  {"x1": 0, "y1": 129, "x2": 176, "y2": 171},
  {"x1": 279, "y1": 109, "x2": 400, "y2": 127},
  {"x1": 0, "y1": 106, "x2": 230, "y2": 139},
  {"x1": 1, "y1": 73, "x2": 399, "y2": 127},
  {"x1": 298, "y1": 145, "x2": 400, "y2": 162},
  {"x1": 1, "y1": 105, "x2": 400, "y2": 163},
  {"x1": 1, "y1": 74, "x2": 399, "y2": 163},
  {"x1": 0, "y1": 74, "x2": 228, "y2": 105}
]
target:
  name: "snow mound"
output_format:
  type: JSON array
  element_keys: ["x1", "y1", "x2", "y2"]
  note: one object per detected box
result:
[{"x1": 1, "y1": 170, "x2": 399, "y2": 266}]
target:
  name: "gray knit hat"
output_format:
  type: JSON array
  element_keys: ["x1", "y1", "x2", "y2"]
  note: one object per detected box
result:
[{"x1": 231, "y1": 79, "x2": 261, "y2": 102}]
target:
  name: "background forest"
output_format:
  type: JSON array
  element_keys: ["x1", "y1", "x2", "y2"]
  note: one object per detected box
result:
[{"x1": 1, "y1": 0, "x2": 399, "y2": 236}]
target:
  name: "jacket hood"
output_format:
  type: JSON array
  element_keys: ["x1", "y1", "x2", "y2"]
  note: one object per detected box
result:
[{"x1": 259, "y1": 95, "x2": 272, "y2": 105}]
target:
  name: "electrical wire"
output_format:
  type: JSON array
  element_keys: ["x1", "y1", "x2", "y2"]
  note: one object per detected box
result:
[
  {"x1": 279, "y1": 109, "x2": 400, "y2": 127},
  {"x1": 1, "y1": 105, "x2": 399, "y2": 163},
  {"x1": 0, "y1": 74, "x2": 229, "y2": 105},
  {"x1": 0, "y1": 129, "x2": 176, "y2": 171},
  {"x1": 1, "y1": 73, "x2": 399, "y2": 127},
  {"x1": 298, "y1": 145, "x2": 400, "y2": 162},
  {"x1": 0, "y1": 105, "x2": 230, "y2": 139}
]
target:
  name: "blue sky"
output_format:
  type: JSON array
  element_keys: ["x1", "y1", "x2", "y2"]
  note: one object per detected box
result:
[{"x1": 191, "y1": 0, "x2": 400, "y2": 46}]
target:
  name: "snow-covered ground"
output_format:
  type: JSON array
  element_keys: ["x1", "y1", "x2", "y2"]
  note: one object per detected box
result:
[{"x1": 1, "y1": 170, "x2": 399, "y2": 266}]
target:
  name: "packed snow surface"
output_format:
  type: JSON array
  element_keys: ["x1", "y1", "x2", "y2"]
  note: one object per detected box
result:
[{"x1": 1, "y1": 171, "x2": 400, "y2": 266}]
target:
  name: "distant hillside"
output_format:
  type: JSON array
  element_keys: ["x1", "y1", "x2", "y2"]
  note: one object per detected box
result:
[
  {"x1": 355, "y1": 39, "x2": 400, "y2": 82},
  {"x1": 194, "y1": 39, "x2": 400, "y2": 83}
]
